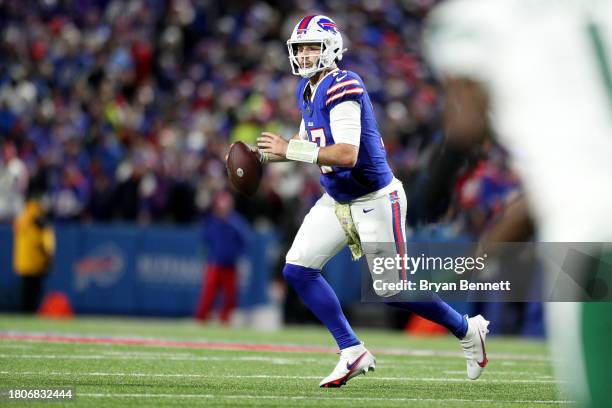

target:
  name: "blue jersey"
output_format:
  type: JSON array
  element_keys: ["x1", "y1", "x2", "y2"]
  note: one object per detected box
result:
[{"x1": 296, "y1": 69, "x2": 393, "y2": 203}]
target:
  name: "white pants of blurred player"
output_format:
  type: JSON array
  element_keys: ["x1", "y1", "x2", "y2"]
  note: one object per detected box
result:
[{"x1": 286, "y1": 177, "x2": 406, "y2": 297}]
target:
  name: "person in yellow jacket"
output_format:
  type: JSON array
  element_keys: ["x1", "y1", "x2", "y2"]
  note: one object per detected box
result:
[{"x1": 13, "y1": 194, "x2": 55, "y2": 313}]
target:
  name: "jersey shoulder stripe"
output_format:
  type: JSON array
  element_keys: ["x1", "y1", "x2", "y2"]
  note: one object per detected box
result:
[
  {"x1": 326, "y1": 88, "x2": 364, "y2": 105},
  {"x1": 323, "y1": 70, "x2": 366, "y2": 109},
  {"x1": 327, "y1": 79, "x2": 360, "y2": 95}
]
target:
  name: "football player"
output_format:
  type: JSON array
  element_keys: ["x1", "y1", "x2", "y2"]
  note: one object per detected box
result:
[
  {"x1": 423, "y1": 0, "x2": 612, "y2": 406},
  {"x1": 256, "y1": 15, "x2": 489, "y2": 387}
]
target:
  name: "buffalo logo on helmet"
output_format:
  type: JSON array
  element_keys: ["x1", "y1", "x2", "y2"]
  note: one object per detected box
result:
[{"x1": 317, "y1": 18, "x2": 338, "y2": 34}]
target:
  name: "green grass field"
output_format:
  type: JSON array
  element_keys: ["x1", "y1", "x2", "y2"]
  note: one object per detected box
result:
[{"x1": 0, "y1": 315, "x2": 570, "y2": 407}]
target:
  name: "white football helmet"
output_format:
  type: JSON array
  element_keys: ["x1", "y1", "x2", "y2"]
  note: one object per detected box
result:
[{"x1": 287, "y1": 15, "x2": 344, "y2": 78}]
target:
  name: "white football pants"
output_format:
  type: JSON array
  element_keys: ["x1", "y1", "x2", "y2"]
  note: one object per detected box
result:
[{"x1": 286, "y1": 178, "x2": 407, "y2": 297}]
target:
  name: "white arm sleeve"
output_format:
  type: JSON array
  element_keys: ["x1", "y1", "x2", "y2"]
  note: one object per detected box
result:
[
  {"x1": 298, "y1": 119, "x2": 308, "y2": 140},
  {"x1": 330, "y1": 101, "x2": 361, "y2": 147}
]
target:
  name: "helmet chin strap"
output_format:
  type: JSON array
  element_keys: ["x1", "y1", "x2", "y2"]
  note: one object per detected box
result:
[
  {"x1": 305, "y1": 66, "x2": 338, "y2": 86},
  {"x1": 299, "y1": 58, "x2": 323, "y2": 78}
]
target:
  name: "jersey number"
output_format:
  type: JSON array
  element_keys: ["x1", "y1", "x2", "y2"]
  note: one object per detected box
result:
[{"x1": 310, "y1": 128, "x2": 333, "y2": 174}]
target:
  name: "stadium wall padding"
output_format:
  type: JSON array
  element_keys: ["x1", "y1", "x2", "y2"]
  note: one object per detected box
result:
[
  {"x1": 0, "y1": 224, "x2": 361, "y2": 315},
  {"x1": 0, "y1": 224, "x2": 279, "y2": 315}
]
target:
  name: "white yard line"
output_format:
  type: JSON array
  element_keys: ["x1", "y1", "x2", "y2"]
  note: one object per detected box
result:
[
  {"x1": 0, "y1": 344, "x2": 33, "y2": 349},
  {"x1": 0, "y1": 351, "x2": 396, "y2": 368},
  {"x1": 0, "y1": 331, "x2": 551, "y2": 361},
  {"x1": 0, "y1": 349, "x2": 550, "y2": 366},
  {"x1": 0, "y1": 370, "x2": 563, "y2": 384},
  {"x1": 0, "y1": 353, "x2": 327, "y2": 365},
  {"x1": 77, "y1": 392, "x2": 575, "y2": 404},
  {"x1": 0, "y1": 352, "x2": 459, "y2": 368}
]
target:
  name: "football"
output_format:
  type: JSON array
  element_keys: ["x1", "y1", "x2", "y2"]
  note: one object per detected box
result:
[{"x1": 226, "y1": 141, "x2": 262, "y2": 196}]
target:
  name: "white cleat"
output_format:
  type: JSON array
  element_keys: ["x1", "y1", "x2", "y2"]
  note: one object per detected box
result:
[
  {"x1": 319, "y1": 343, "x2": 376, "y2": 388},
  {"x1": 460, "y1": 314, "x2": 490, "y2": 380}
]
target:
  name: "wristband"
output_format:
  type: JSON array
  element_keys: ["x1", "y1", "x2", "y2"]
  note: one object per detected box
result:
[{"x1": 286, "y1": 139, "x2": 320, "y2": 163}]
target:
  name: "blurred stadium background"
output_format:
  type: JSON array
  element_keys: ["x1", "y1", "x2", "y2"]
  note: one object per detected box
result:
[
  {"x1": 0, "y1": 0, "x2": 568, "y2": 407},
  {"x1": 0, "y1": 0, "x2": 538, "y2": 334}
]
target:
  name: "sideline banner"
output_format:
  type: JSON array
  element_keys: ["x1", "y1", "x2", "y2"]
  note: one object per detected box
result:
[{"x1": 0, "y1": 224, "x2": 277, "y2": 315}]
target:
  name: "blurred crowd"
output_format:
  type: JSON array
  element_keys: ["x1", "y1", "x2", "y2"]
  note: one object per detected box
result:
[{"x1": 0, "y1": 0, "x2": 519, "y2": 238}]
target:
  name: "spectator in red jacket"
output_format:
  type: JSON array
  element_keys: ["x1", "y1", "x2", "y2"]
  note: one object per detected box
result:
[{"x1": 194, "y1": 190, "x2": 251, "y2": 324}]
